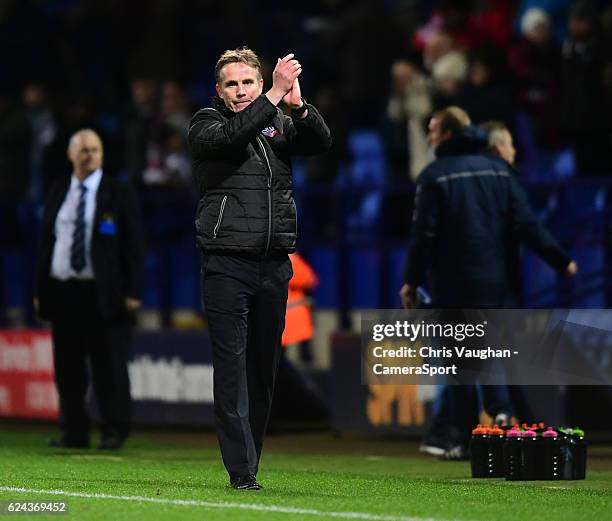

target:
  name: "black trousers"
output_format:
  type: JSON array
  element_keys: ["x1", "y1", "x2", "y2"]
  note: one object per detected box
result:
[
  {"x1": 201, "y1": 254, "x2": 292, "y2": 479},
  {"x1": 49, "y1": 279, "x2": 131, "y2": 443}
]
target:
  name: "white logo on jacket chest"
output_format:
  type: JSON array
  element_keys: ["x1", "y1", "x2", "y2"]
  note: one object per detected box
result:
[{"x1": 261, "y1": 126, "x2": 279, "y2": 138}]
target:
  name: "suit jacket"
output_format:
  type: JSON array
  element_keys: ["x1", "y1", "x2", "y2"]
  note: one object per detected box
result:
[{"x1": 36, "y1": 174, "x2": 145, "y2": 320}]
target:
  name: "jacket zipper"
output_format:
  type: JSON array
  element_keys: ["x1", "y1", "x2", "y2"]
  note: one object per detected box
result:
[
  {"x1": 256, "y1": 136, "x2": 273, "y2": 256},
  {"x1": 213, "y1": 195, "x2": 228, "y2": 239}
]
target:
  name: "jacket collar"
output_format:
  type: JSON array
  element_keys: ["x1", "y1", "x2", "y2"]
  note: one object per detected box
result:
[
  {"x1": 436, "y1": 125, "x2": 488, "y2": 158},
  {"x1": 212, "y1": 96, "x2": 235, "y2": 118},
  {"x1": 69, "y1": 168, "x2": 103, "y2": 192}
]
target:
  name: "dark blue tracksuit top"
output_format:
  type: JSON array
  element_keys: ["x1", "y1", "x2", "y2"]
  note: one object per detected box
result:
[{"x1": 404, "y1": 127, "x2": 571, "y2": 308}]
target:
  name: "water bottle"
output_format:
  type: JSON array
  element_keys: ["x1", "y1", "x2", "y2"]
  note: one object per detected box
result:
[
  {"x1": 521, "y1": 428, "x2": 541, "y2": 480},
  {"x1": 541, "y1": 427, "x2": 560, "y2": 480},
  {"x1": 570, "y1": 427, "x2": 587, "y2": 480},
  {"x1": 504, "y1": 426, "x2": 522, "y2": 481},
  {"x1": 470, "y1": 425, "x2": 489, "y2": 478},
  {"x1": 488, "y1": 425, "x2": 505, "y2": 478},
  {"x1": 559, "y1": 427, "x2": 587, "y2": 480}
]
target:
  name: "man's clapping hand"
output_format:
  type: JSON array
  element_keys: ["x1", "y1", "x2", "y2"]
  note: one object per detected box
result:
[
  {"x1": 266, "y1": 53, "x2": 302, "y2": 106},
  {"x1": 283, "y1": 78, "x2": 303, "y2": 110}
]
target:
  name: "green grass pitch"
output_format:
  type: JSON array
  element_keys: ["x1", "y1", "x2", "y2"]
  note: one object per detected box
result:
[{"x1": 1, "y1": 424, "x2": 611, "y2": 521}]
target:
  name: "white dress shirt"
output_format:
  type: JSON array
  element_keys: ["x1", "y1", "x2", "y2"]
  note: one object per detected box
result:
[{"x1": 50, "y1": 169, "x2": 103, "y2": 280}]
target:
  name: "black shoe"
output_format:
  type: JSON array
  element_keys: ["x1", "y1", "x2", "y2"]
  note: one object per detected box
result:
[
  {"x1": 97, "y1": 435, "x2": 126, "y2": 450},
  {"x1": 230, "y1": 475, "x2": 263, "y2": 490},
  {"x1": 49, "y1": 437, "x2": 89, "y2": 449}
]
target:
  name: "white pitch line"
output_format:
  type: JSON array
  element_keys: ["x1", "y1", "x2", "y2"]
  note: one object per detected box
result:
[{"x1": 0, "y1": 486, "x2": 456, "y2": 521}]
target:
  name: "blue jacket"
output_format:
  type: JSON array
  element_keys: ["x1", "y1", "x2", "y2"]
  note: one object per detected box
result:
[{"x1": 404, "y1": 126, "x2": 571, "y2": 308}]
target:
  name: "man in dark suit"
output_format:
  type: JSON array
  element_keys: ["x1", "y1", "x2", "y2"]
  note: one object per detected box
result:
[{"x1": 35, "y1": 129, "x2": 145, "y2": 450}]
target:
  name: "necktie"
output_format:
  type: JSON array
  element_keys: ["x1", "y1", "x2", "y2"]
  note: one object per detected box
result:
[{"x1": 70, "y1": 183, "x2": 87, "y2": 272}]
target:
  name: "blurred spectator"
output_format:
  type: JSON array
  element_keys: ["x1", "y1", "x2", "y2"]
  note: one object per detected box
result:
[
  {"x1": 124, "y1": 78, "x2": 158, "y2": 187},
  {"x1": 386, "y1": 60, "x2": 432, "y2": 181},
  {"x1": 560, "y1": 1, "x2": 611, "y2": 176},
  {"x1": 514, "y1": 0, "x2": 573, "y2": 43},
  {"x1": 23, "y1": 83, "x2": 57, "y2": 203},
  {"x1": 386, "y1": 44, "x2": 469, "y2": 182},
  {"x1": 160, "y1": 81, "x2": 190, "y2": 134},
  {"x1": 456, "y1": 48, "x2": 515, "y2": 126},
  {"x1": 472, "y1": 0, "x2": 515, "y2": 49},
  {"x1": 431, "y1": 49, "x2": 468, "y2": 108},
  {"x1": 413, "y1": 1, "x2": 514, "y2": 53},
  {"x1": 158, "y1": 81, "x2": 192, "y2": 187},
  {"x1": 423, "y1": 31, "x2": 456, "y2": 72},
  {"x1": 509, "y1": 7, "x2": 562, "y2": 151},
  {"x1": 124, "y1": 78, "x2": 193, "y2": 188},
  {"x1": 160, "y1": 131, "x2": 192, "y2": 187},
  {"x1": 386, "y1": 59, "x2": 439, "y2": 182}
]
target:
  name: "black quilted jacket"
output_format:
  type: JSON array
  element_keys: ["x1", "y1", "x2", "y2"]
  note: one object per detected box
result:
[{"x1": 188, "y1": 95, "x2": 331, "y2": 258}]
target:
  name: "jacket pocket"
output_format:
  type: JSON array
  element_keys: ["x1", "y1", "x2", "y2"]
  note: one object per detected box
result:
[{"x1": 213, "y1": 195, "x2": 228, "y2": 239}]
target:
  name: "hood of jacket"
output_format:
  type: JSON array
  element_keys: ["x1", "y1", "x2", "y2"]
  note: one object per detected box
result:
[{"x1": 436, "y1": 125, "x2": 488, "y2": 158}]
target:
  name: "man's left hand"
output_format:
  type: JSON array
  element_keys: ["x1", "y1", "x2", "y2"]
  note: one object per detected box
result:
[{"x1": 399, "y1": 283, "x2": 416, "y2": 309}]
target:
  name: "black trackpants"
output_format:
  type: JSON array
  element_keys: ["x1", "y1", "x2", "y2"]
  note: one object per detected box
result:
[
  {"x1": 201, "y1": 254, "x2": 292, "y2": 479},
  {"x1": 50, "y1": 279, "x2": 131, "y2": 443}
]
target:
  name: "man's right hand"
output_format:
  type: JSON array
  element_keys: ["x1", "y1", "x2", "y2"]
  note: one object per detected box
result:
[
  {"x1": 399, "y1": 283, "x2": 416, "y2": 309},
  {"x1": 266, "y1": 53, "x2": 302, "y2": 106},
  {"x1": 566, "y1": 260, "x2": 578, "y2": 276}
]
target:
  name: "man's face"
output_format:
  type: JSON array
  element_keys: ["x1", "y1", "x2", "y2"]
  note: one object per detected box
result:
[
  {"x1": 131, "y1": 79, "x2": 156, "y2": 107},
  {"x1": 216, "y1": 62, "x2": 263, "y2": 112},
  {"x1": 68, "y1": 133, "x2": 103, "y2": 175},
  {"x1": 428, "y1": 117, "x2": 450, "y2": 149},
  {"x1": 469, "y1": 61, "x2": 490, "y2": 87},
  {"x1": 526, "y1": 23, "x2": 550, "y2": 46},
  {"x1": 495, "y1": 130, "x2": 516, "y2": 166}
]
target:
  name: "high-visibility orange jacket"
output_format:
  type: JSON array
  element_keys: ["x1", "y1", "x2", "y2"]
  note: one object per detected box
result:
[{"x1": 282, "y1": 253, "x2": 318, "y2": 346}]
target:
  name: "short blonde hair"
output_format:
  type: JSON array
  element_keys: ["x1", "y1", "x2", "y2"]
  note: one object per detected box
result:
[
  {"x1": 432, "y1": 106, "x2": 471, "y2": 136},
  {"x1": 215, "y1": 47, "x2": 262, "y2": 84}
]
